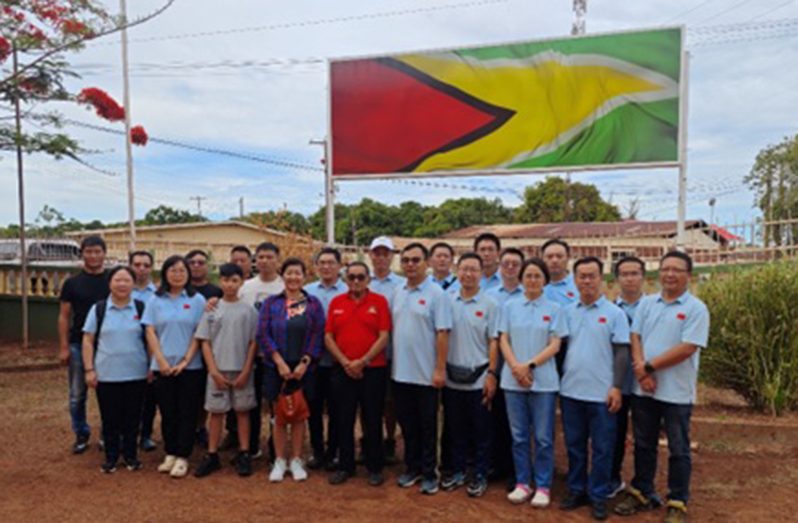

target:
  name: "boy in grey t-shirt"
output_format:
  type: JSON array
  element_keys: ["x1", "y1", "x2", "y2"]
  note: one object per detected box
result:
[{"x1": 193, "y1": 264, "x2": 258, "y2": 478}]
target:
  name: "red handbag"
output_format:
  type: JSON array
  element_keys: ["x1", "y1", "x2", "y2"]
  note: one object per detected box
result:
[{"x1": 274, "y1": 382, "x2": 309, "y2": 426}]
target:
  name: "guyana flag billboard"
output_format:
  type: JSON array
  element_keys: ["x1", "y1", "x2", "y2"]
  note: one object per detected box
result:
[{"x1": 330, "y1": 27, "x2": 683, "y2": 178}]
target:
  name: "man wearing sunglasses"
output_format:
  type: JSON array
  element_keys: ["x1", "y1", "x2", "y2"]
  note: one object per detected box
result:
[
  {"x1": 325, "y1": 262, "x2": 391, "y2": 487},
  {"x1": 130, "y1": 250, "x2": 158, "y2": 452},
  {"x1": 392, "y1": 243, "x2": 453, "y2": 495}
]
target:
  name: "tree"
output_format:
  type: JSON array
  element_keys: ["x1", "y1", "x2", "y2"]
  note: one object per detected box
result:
[
  {"x1": 416, "y1": 197, "x2": 511, "y2": 237},
  {"x1": 242, "y1": 210, "x2": 310, "y2": 235},
  {"x1": 142, "y1": 205, "x2": 207, "y2": 226},
  {"x1": 513, "y1": 176, "x2": 621, "y2": 223}
]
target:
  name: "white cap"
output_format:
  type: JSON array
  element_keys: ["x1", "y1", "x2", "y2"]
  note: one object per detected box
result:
[{"x1": 369, "y1": 236, "x2": 396, "y2": 251}]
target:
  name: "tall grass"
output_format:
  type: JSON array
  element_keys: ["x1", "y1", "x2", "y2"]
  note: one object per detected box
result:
[{"x1": 700, "y1": 262, "x2": 798, "y2": 415}]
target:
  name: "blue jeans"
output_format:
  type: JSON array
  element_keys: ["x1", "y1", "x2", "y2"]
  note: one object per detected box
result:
[
  {"x1": 68, "y1": 343, "x2": 90, "y2": 437},
  {"x1": 631, "y1": 395, "x2": 693, "y2": 504},
  {"x1": 560, "y1": 396, "x2": 616, "y2": 503},
  {"x1": 505, "y1": 390, "x2": 556, "y2": 488}
]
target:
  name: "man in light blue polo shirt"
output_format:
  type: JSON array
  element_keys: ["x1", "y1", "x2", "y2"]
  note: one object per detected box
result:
[
  {"x1": 474, "y1": 232, "x2": 502, "y2": 291},
  {"x1": 392, "y1": 242, "x2": 452, "y2": 495},
  {"x1": 129, "y1": 250, "x2": 158, "y2": 451},
  {"x1": 441, "y1": 252, "x2": 499, "y2": 498},
  {"x1": 304, "y1": 246, "x2": 346, "y2": 471},
  {"x1": 615, "y1": 252, "x2": 709, "y2": 523},
  {"x1": 542, "y1": 239, "x2": 578, "y2": 306},
  {"x1": 429, "y1": 241, "x2": 460, "y2": 292},
  {"x1": 559, "y1": 256, "x2": 630, "y2": 521},
  {"x1": 368, "y1": 235, "x2": 406, "y2": 462},
  {"x1": 486, "y1": 247, "x2": 524, "y2": 307}
]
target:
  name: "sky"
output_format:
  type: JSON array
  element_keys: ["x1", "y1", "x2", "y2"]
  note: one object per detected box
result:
[{"x1": 2, "y1": 0, "x2": 797, "y2": 232}]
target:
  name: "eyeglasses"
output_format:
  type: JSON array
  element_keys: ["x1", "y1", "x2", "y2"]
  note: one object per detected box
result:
[
  {"x1": 501, "y1": 260, "x2": 521, "y2": 268},
  {"x1": 187, "y1": 259, "x2": 206, "y2": 266},
  {"x1": 400, "y1": 256, "x2": 423, "y2": 265},
  {"x1": 347, "y1": 273, "x2": 367, "y2": 282}
]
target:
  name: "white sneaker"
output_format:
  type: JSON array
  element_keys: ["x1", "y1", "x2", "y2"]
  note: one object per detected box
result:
[
  {"x1": 157, "y1": 455, "x2": 177, "y2": 473},
  {"x1": 507, "y1": 484, "x2": 532, "y2": 504},
  {"x1": 609, "y1": 480, "x2": 627, "y2": 499},
  {"x1": 289, "y1": 458, "x2": 308, "y2": 481},
  {"x1": 531, "y1": 488, "x2": 551, "y2": 508},
  {"x1": 169, "y1": 458, "x2": 189, "y2": 478},
  {"x1": 269, "y1": 458, "x2": 287, "y2": 482}
]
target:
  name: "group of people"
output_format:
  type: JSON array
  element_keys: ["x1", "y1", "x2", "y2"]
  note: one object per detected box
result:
[{"x1": 58, "y1": 232, "x2": 709, "y2": 523}]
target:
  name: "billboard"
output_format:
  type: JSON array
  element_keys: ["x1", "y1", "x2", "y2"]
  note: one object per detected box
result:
[{"x1": 330, "y1": 27, "x2": 683, "y2": 178}]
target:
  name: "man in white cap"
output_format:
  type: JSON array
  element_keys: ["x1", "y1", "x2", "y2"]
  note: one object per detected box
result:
[{"x1": 368, "y1": 236, "x2": 406, "y2": 462}]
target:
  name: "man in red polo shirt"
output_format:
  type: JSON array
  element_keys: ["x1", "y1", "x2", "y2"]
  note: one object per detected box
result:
[{"x1": 325, "y1": 261, "x2": 391, "y2": 487}]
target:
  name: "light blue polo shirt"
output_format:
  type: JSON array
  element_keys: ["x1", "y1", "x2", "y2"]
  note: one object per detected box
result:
[
  {"x1": 480, "y1": 270, "x2": 502, "y2": 291},
  {"x1": 392, "y1": 278, "x2": 453, "y2": 386},
  {"x1": 631, "y1": 291, "x2": 709, "y2": 405},
  {"x1": 544, "y1": 273, "x2": 579, "y2": 306},
  {"x1": 305, "y1": 277, "x2": 346, "y2": 367},
  {"x1": 370, "y1": 272, "x2": 406, "y2": 360},
  {"x1": 498, "y1": 296, "x2": 566, "y2": 393},
  {"x1": 83, "y1": 300, "x2": 148, "y2": 382},
  {"x1": 141, "y1": 290, "x2": 206, "y2": 372},
  {"x1": 446, "y1": 290, "x2": 499, "y2": 391},
  {"x1": 560, "y1": 295, "x2": 630, "y2": 403},
  {"x1": 486, "y1": 284, "x2": 524, "y2": 310},
  {"x1": 132, "y1": 282, "x2": 156, "y2": 303},
  {"x1": 615, "y1": 296, "x2": 643, "y2": 395},
  {"x1": 430, "y1": 272, "x2": 460, "y2": 293}
]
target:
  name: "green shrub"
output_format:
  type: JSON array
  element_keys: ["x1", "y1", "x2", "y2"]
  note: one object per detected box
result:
[{"x1": 700, "y1": 262, "x2": 798, "y2": 415}]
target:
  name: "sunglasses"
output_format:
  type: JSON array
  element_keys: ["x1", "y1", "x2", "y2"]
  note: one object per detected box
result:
[
  {"x1": 400, "y1": 256, "x2": 423, "y2": 265},
  {"x1": 347, "y1": 273, "x2": 367, "y2": 282}
]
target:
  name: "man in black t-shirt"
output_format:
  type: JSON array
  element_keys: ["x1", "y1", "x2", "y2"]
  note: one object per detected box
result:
[
  {"x1": 187, "y1": 249, "x2": 223, "y2": 300},
  {"x1": 58, "y1": 236, "x2": 109, "y2": 454}
]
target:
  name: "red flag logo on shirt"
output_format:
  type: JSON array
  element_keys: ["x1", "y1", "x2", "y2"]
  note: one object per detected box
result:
[
  {"x1": 418, "y1": 299, "x2": 426, "y2": 305},
  {"x1": 333, "y1": 309, "x2": 344, "y2": 315},
  {"x1": 567, "y1": 292, "x2": 575, "y2": 298},
  {"x1": 677, "y1": 312, "x2": 686, "y2": 320},
  {"x1": 598, "y1": 316, "x2": 607, "y2": 324},
  {"x1": 542, "y1": 315, "x2": 551, "y2": 322},
  {"x1": 183, "y1": 304, "x2": 191, "y2": 310},
  {"x1": 475, "y1": 310, "x2": 484, "y2": 318},
  {"x1": 133, "y1": 315, "x2": 140, "y2": 321}
]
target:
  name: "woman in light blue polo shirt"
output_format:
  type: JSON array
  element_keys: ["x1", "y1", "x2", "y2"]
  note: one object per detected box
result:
[
  {"x1": 499, "y1": 258, "x2": 566, "y2": 508},
  {"x1": 142, "y1": 255, "x2": 206, "y2": 478},
  {"x1": 82, "y1": 266, "x2": 149, "y2": 473}
]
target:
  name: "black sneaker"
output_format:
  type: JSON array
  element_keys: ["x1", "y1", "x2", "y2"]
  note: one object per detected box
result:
[
  {"x1": 367, "y1": 472, "x2": 384, "y2": 487},
  {"x1": 101, "y1": 460, "x2": 117, "y2": 474},
  {"x1": 235, "y1": 452, "x2": 252, "y2": 477},
  {"x1": 139, "y1": 437, "x2": 157, "y2": 452},
  {"x1": 124, "y1": 458, "x2": 143, "y2": 471},
  {"x1": 324, "y1": 457, "x2": 340, "y2": 472},
  {"x1": 466, "y1": 476, "x2": 488, "y2": 498},
  {"x1": 306, "y1": 455, "x2": 324, "y2": 470},
  {"x1": 560, "y1": 492, "x2": 590, "y2": 511},
  {"x1": 397, "y1": 470, "x2": 423, "y2": 488},
  {"x1": 592, "y1": 501, "x2": 608, "y2": 521},
  {"x1": 328, "y1": 470, "x2": 353, "y2": 485},
  {"x1": 72, "y1": 433, "x2": 90, "y2": 455},
  {"x1": 194, "y1": 453, "x2": 221, "y2": 478}
]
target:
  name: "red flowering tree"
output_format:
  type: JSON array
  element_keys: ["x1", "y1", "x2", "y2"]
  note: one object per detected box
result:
[{"x1": 1, "y1": 0, "x2": 172, "y2": 157}]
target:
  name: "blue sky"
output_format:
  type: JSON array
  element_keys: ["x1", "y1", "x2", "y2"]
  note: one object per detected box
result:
[{"x1": 2, "y1": 0, "x2": 797, "y2": 230}]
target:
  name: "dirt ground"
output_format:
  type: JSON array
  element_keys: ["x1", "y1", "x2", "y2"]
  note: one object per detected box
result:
[{"x1": 1, "y1": 344, "x2": 797, "y2": 522}]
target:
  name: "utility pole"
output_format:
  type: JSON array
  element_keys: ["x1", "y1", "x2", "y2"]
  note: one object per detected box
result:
[
  {"x1": 310, "y1": 138, "x2": 334, "y2": 245},
  {"x1": 12, "y1": 42, "x2": 29, "y2": 350},
  {"x1": 571, "y1": 0, "x2": 587, "y2": 35},
  {"x1": 120, "y1": 0, "x2": 136, "y2": 251},
  {"x1": 190, "y1": 196, "x2": 207, "y2": 217},
  {"x1": 239, "y1": 197, "x2": 244, "y2": 219}
]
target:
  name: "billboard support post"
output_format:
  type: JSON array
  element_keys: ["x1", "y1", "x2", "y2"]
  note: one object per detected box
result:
[
  {"x1": 676, "y1": 49, "x2": 690, "y2": 251},
  {"x1": 325, "y1": 138, "x2": 335, "y2": 245}
]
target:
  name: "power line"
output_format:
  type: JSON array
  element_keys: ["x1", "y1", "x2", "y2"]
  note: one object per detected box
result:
[
  {"x1": 660, "y1": 0, "x2": 720, "y2": 25},
  {"x1": 694, "y1": 0, "x2": 758, "y2": 25},
  {"x1": 749, "y1": 0, "x2": 794, "y2": 21}
]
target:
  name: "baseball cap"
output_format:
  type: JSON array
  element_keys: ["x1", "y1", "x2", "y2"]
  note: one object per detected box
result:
[{"x1": 369, "y1": 236, "x2": 396, "y2": 252}]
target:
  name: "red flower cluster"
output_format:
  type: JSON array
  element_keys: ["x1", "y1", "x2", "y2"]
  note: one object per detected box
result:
[
  {"x1": 61, "y1": 19, "x2": 89, "y2": 36},
  {"x1": 77, "y1": 87, "x2": 125, "y2": 121},
  {"x1": 130, "y1": 125, "x2": 148, "y2": 146},
  {"x1": 0, "y1": 37, "x2": 10, "y2": 62}
]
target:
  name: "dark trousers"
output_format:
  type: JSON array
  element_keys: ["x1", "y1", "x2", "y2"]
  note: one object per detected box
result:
[
  {"x1": 309, "y1": 365, "x2": 338, "y2": 462},
  {"x1": 333, "y1": 365, "x2": 387, "y2": 473},
  {"x1": 139, "y1": 380, "x2": 157, "y2": 441},
  {"x1": 393, "y1": 380, "x2": 439, "y2": 480},
  {"x1": 154, "y1": 369, "x2": 204, "y2": 459},
  {"x1": 611, "y1": 394, "x2": 633, "y2": 484},
  {"x1": 440, "y1": 389, "x2": 454, "y2": 473},
  {"x1": 491, "y1": 388, "x2": 515, "y2": 478},
  {"x1": 444, "y1": 387, "x2": 492, "y2": 477},
  {"x1": 631, "y1": 395, "x2": 693, "y2": 504},
  {"x1": 561, "y1": 396, "x2": 617, "y2": 503},
  {"x1": 96, "y1": 380, "x2": 146, "y2": 463},
  {"x1": 225, "y1": 357, "x2": 265, "y2": 452}
]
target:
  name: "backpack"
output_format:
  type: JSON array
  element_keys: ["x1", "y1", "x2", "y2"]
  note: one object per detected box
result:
[{"x1": 92, "y1": 299, "x2": 147, "y2": 356}]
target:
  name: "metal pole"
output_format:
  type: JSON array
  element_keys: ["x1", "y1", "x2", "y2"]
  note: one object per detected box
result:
[
  {"x1": 324, "y1": 139, "x2": 335, "y2": 245},
  {"x1": 12, "y1": 43, "x2": 29, "y2": 350},
  {"x1": 120, "y1": 0, "x2": 136, "y2": 251},
  {"x1": 676, "y1": 49, "x2": 690, "y2": 251}
]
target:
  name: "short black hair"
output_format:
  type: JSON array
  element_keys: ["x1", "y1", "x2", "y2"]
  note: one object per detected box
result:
[
  {"x1": 279, "y1": 257, "x2": 306, "y2": 276},
  {"x1": 80, "y1": 235, "x2": 106, "y2": 253},
  {"x1": 346, "y1": 261, "x2": 370, "y2": 275},
  {"x1": 185, "y1": 249, "x2": 208, "y2": 261},
  {"x1": 218, "y1": 262, "x2": 244, "y2": 279},
  {"x1": 500, "y1": 247, "x2": 525, "y2": 262},
  {"x1": 541, "y1": 238, "x2": 570, "y2": 256},
  {"x1": 430, "y1": 242, "x2": 455, "y2": 257},
  {"x1": 401, "y1": 242, "x2": 429, "y2": 260},
  {"x1": 614, "y1": 256, "x2": 646, "y2": 277},
  {"x1": 108, "y1": 265, "x2": 136, "y2": 283},
  {"x1": 230, "y1": 245, "x2": 252, "y2": 258},
  {"x1": 660, "y1": 250, "x2": 693, "y2": 273},
  {"x1": 457, "y1": 251, "x2": 483, "y2": 268},
  {"x1": 473, "y1": 232, "x2": 501, "y2": 251},
  {"x1": 521, "y1": 257, "x2": 550, "y2": 284},
  {"x1": 573, "y1": 256, "x2": 604, "y2": 275},
  {"x1": 156, "y1": 255, "x2": 196, "y2": 297},
  {"x1": 315, "y1": 246, "x2": 342, "y2": 264},
  {"x1": 128, "y1": 250, "x2": 153, "y2": 265},
  {"x1": 256, "y1": 242, "x2": 280, "y2": 255}
]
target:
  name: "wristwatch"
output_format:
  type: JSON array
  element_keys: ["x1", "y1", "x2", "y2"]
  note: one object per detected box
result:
[
  {"x1": 528, "y1": 361, "x2": 537, "y2": 370},
  {"x1": 644, "y1": 361, "x2": 656, "y2": 375}
]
